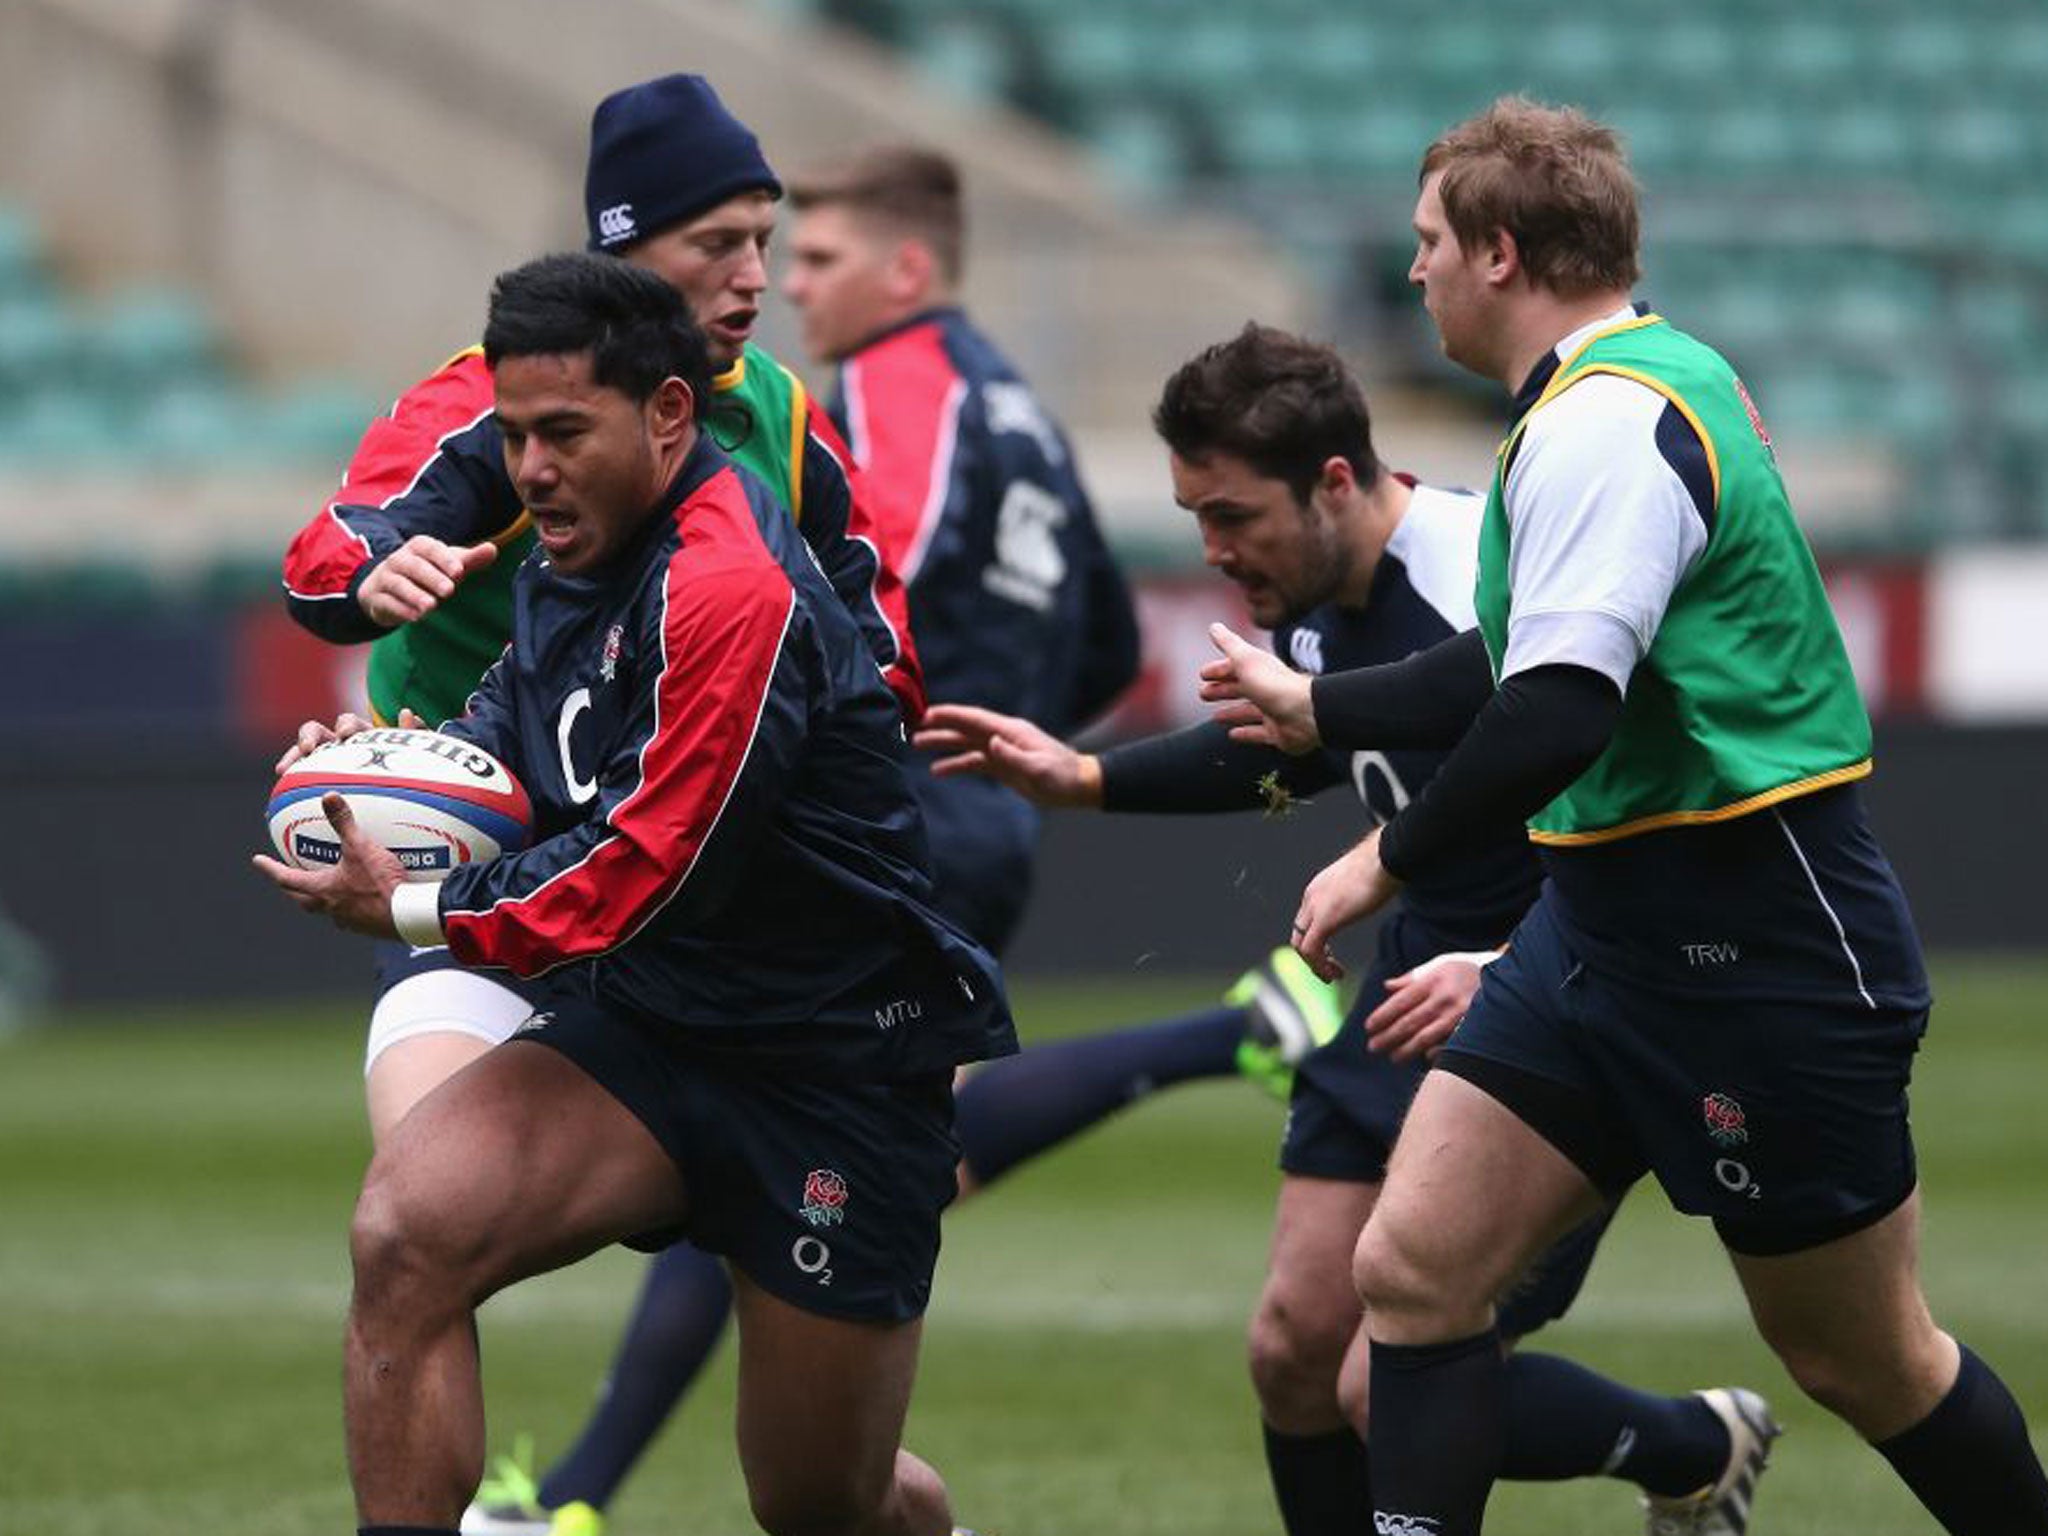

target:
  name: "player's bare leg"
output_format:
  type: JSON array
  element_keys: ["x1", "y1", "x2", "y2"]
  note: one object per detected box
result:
[
  {"x1": 366, "y1": 1032, "x2": 494, "y2": 1145},
  {"x1": 362, "y1": 967, "x2": 539, "y2": 1145},
  {"x1": 1351, "y1": 1070, "x2": 1604, "y2": 1533},
  {"x1": 1731, "y1": 1190, "x2": 1952, "y2": 1439},
  {"x1": 1356, "y1": 1073, "x2": 1603, "y2": 1344},
  {"x1": 731, "y1": 1272, "x2": 948, "y2": 1536},
  {"x1": 1252, "y1": 1174, "x2": 1379, "y2": 1434},
  {"x1": 346, "y1": 1039, "x2": 688, "y2": 1527},
  {"x1": 1733, "y1": 1185, "x2": 2048, "y2": 1528},
  {"x1": 1249, "y1": 1174, "x2": 1380, "y2": 1536}
]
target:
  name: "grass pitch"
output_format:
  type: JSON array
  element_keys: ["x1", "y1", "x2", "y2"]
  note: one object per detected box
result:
[{"x1": 3, "y1": 960, "x2": 2045, "y2": 1534}]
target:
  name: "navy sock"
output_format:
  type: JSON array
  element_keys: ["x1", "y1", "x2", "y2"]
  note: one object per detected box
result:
[
  {"x1": 1874, "y1": 1343, "x2": 2048, "y2": 1535},
  {"x1": 1261, "y1": 1423, "x2": 1372, "y2": 1536},
  {"x1": 954, "y1": 1005, "x2": 1245, "y2": 1186},
  {"x1": 1501, "y1": 1351, "x2": 1729, "y2": 1496},
  {"x1": 1368, "y1": 1331, "x2": 1503, "y2": 1536},
  {"x1": 538, "y1": 1241, "x2": 733, "y2": 1511}
]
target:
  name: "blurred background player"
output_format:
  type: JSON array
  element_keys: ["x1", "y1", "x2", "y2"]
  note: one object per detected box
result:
[
  {"x1": 279, "y1": 72, "x2": 921, "y2": 1536},
  {"x1": 258, "y1": 251, "x2": 1011, "y2": 1536},
  {"x1": 782, "y1": 147, "x2": 1322, "y2": 1192},
  {"x1": 468, "y1": 146, "x2": 1340, "y2": 1536},
  {"x1": 916, "y1": 323, "x2": 1773, "y2": 1536}
]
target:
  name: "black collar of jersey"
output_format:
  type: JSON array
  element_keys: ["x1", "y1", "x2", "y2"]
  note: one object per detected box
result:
[
  {"x1": 1508, "y1": 299, "x2": 1653, "y2": 422},
  {"x1": 850, "y1": 304, "x2": 964, "y2": 357}
]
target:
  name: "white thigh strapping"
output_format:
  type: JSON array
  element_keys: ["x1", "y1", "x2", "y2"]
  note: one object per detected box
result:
[{"x1": 364, "y1": 967, "x2": 537, "y2": 1076}]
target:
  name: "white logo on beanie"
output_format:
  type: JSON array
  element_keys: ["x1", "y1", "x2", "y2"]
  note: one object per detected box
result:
[{"x1": 597, "y1": 203, "x2": 637, "y2": 244}]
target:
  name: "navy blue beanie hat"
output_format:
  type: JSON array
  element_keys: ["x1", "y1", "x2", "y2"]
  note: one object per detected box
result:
[{"x1": 585, "y1": 74, "x2": 783, "y2": 251}]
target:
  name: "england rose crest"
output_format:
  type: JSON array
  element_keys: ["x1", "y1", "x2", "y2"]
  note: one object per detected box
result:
[
  {"x1": 800, "y1": 1168, "x2": 849, "y2": 1228},
  {"x1": 1702, "y1": 1092, "x2": 1749, "y2": 1147}
]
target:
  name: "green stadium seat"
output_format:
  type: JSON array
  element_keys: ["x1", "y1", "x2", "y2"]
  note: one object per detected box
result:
[
  {"x1": 1282, "y1": 17, "x2": 1387, "y2": 88},
  {"x1": 1411, "y1": 19, "x2": 1507, "y2": 95},
  {"x1": 1040, "y1": 14, "x2": 1146, "y2": 94},
  {"x1": 88, "y1": 289, "x2": 223, "y2": 396},
  {"x1": 1328, "y1": 99, "x2": 1451, "y2": 184},
  {"x1": 793, "y1": 0, "x2": 2042, "y2": 553},
  {"x1": 1694, "y1": 104, "x2": 1800, "y2": 181},
  {"x1": 1521, "y1": 19, "x2": 1629, "y2": 95},
  {"x1": 1637, "y1": 20, "x2": 1741, "y2": 94},
  {"x1": 1, "y1": 385, "x2": 127, "y2": 464},
  {"x1": 1082, "y1": 100, "x2": 1194, "y2": 196},
  {"x1": 1155, "y1": 15, "x2": 1252, "y2": 96},
  {"x1": 909, "y1": 13, "x2": 1017, "y2": 102},
  {"x1": 1821, "y1": 266, "x2": 1939, "y2": 357},
  {"x1": 1223, "y1": 102, "x2": 1319, "y2": 181},
  {"x1": 1866, "y1": 17, "x2": 1977, "y2": 89},
  {"x1": 1756, "y1": 18, "x2": 1861, "y2": 97},
  {"x1": 1983, "y1": 194, "x2": 2048, "y2": 266},
  {"x1": 0, "y1": 204, "x2": 51, "y2": 306},
  {"x1": 257, "y1": 379, "x2": 384, "y2": 467},
  {"x1": 1953, "y1": 278, "x2": 2042, "y2": 369},
  {"x1": 1810, "y1": 107, "x2": 1915, "y2": 182},
  {"x1": 1931, "y1": 106, "x2": 2033, "y2": 186},
  {"x1": 1989, "y1": 15, "x2": 2048, "y2": 88},
  {"x1": 137, "y1": 380, "x2": 254, "y2": 464},
  {"x1": 0, "y1": 299, "x2": 81, "y2": 395}
]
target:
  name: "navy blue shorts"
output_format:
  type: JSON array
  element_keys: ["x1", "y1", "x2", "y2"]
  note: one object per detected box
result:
[
  {"x1": 1439, "y1": 894, "x2": 1926, "y2": 1256},
  {"x1": 521, "y1": 998, "x2": 959, "y2": 1322},
  {"x1": 1281, "y1": 985, "x2": 1426, "y2": 1184},
  {"x1": 1281, "y1": 913, "x2": 1607, "y2": 1339}
]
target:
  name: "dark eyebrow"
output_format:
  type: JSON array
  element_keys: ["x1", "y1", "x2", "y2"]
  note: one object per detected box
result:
[{"x1": 494, "y1": 408, "x2": 592, "y2": 434}]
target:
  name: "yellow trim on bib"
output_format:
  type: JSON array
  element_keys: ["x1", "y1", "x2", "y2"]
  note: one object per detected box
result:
[
  {"x1": 786, "y1": 373, "x2": 809, "y2": 523},
  {"x1": 1528, "y1": 760, "x2": 1873, "y2": 845}
]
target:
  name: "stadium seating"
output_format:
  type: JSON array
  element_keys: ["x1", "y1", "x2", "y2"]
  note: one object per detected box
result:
[
  {"x1": 0, "y1": 200, "x2": 375, "y2": 472},
  {"x1": 832, "y1": 0, "x2": 2048, "y2": 544}
]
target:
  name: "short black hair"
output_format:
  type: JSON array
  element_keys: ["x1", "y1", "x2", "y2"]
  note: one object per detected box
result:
[
  {"x1": 483, "y1": 251, "x2": 714, "y2": 412},
  {"x1": 1153, "y1": 324, "x2": 1380, "y2": 505}
]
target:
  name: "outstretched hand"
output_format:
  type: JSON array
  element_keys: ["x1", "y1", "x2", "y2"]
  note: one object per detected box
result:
[
  {"x1": 1364, "y1": 951, "x2": 1492, "y2": 1062},
  {"x1": 252, "y1": 792, "x2": 406, "y2": 938},
  {"x1": 1198, "y1": 623, "x2": 1320, "y2": 754},
  {"x1": 358, "y1": 536, "x2": 498, "y2": 627},
  {"x1": 912, "y1": 703, "x2": 1103, "y2": 808},
  {"x1": 1290, "y1": 828, "x2": 1404, "y2": 982}
]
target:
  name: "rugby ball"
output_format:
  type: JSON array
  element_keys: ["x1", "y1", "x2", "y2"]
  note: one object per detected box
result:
[{"x1": 267, "y1": 727, "x2": 531, "y2": 882}]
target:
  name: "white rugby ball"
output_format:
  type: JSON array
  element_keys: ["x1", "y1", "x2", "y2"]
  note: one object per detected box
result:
[{"x1": 266, "y1": 727, "x2": 532, "y2": 883}]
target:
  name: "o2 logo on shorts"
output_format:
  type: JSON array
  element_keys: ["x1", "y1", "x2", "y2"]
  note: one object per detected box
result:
[
  {"x1": 1702, "y1": 1091, "x2": 1762, "y2": 1199},
  {"x1": 1714, "y1": 1157, "x2": 1763, "y2": 1200},
  {"x1": 793, "y1": 1170, "x2": 849, "y2": 1286},
  {"x1": 791, "y1": 1235, "x2": 834, "y2": 1286}
]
